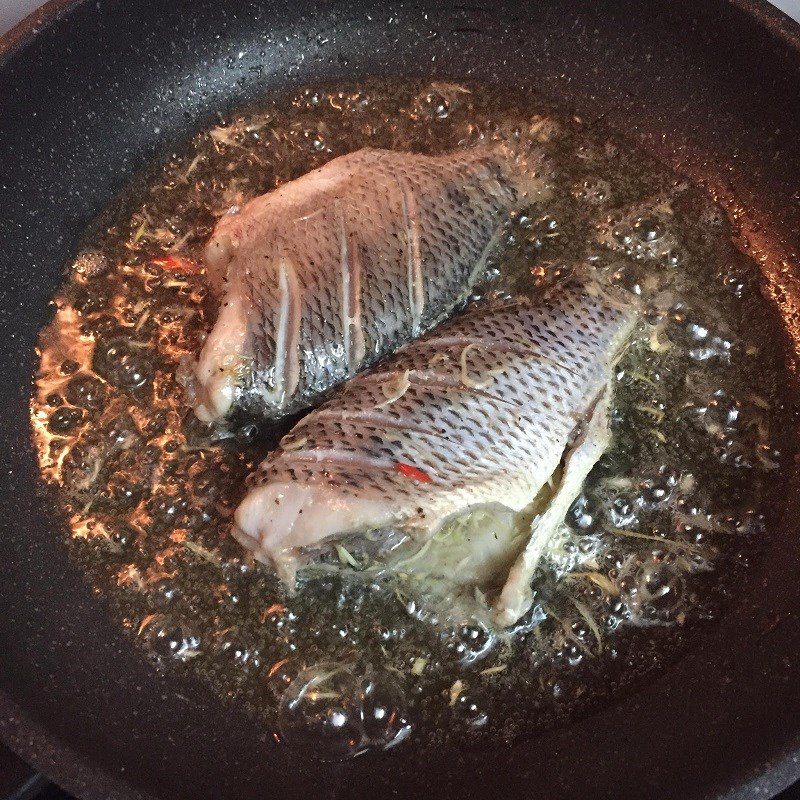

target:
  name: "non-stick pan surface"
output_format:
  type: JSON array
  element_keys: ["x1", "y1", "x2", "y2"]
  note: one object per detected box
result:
[{"x1": 1, "y1": 1, "x2": 800, "y2": 798}]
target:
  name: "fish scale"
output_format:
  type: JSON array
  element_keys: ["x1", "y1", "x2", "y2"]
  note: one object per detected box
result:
[
  {"x1": 234, "y1": 287, "x2": 636, "y2": 623},
  {"x1": 192, "y1": 146, "x2": 544, "y2": 423}
]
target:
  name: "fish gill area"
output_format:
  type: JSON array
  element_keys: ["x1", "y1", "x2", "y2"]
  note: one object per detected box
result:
[{"x1": 30, "y1": 81, "x2": 796, "y2": 758}]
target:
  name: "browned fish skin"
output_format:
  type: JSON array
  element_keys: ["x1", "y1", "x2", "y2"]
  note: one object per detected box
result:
[{"x1": 193, "y1": 146, "x2": 547, "y2": 422}]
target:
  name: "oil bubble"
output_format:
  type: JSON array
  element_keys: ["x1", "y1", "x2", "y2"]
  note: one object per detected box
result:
[
  {"x1": 611, "y1": 224, "x2": 634, "y2": 246},
  {"x1": 634, "y1": 216, "x2": 665, "y2": 242},
  {"x1": 630, "y1": 560, "x2": 685, "y2": 621},
  {"x1": 566, "y1": 493, "x2": 603, "y2": 533},
  {"x1": 608, "y1": 493, "x2": 638, "y2": 528},
  {"x1": 508, "y1": 601, "x2": 547, "y2": 636},
  {"x1": 418, "y1": 93, "x2": 450, "y2": 120},
  {"x1": 265, "y1": 657, "x2": 300, "y2": 698},
  {"x1": 48, "y1": 405, "x2": 84, "y2": 434},
  {"x1": 639, "y1": 467, "x2": 678, "y2": 507},
  {"x1": 360, "y1": 670, "x2": 411, "y2": 749},
  {"x1": 73, "y1": 286, "x2": 109, "y2": 315},
  {"x1": 141, "y1": 615, "x2": 201, "y2": 662},
  {"x1": 147, "y1": 492, "x2": 190, "y2": 528},
  {"x1": 80, "y1": 313, "x2": 121, "y2": 339},
  {"x1": 412, "y1": 83, "x2": 469, "y2": 122},
  {"x1": 661, "y1": 248, "x2": 684, "y2": 268},
  {"x1": 105, "y1": 414, "x2": 141, "y2": 448},
  {"x1": 559, "y1": 641, "x2": 586, "y2": 668},
  {"x1": 60, "y1": 436, "x2": 107, "y2": 497},
  {"x1": 94, "y1": 339, "x2": 153, "y2": 390},
  {"x1": 444, "y1": 623, "x2": 496, "y2": 665},
  {"x1": 217, "y1": 639, "x2": 262, "y2": 670},
  {"x1": 64, "y1": 375, "x2": 106, "y2": 411},
  {"x1": 278, "y1": 663, "x2": 364, "y2": 760},
  {"x1": 452, "y1": 686, "x2": 491, "y2": 728},
  {"x1": 235, "y1": 423, "x2": 259, "y2": 444},
  {"x1": 104, "y1": 475, "x2": 144, "y2": 510},
  {"x1": 109, "y1": 522, "x2": 139, "y2": 550}
]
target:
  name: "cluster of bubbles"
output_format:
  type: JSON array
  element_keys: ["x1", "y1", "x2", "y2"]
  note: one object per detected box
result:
[{"x1": 278, "y1": 664, "x2": 411, "y2": 759}]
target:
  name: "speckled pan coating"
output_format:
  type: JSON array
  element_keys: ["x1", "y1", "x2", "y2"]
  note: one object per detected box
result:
[{"x1": 2, "y1": 2, "x2": 800, "y2": 800}]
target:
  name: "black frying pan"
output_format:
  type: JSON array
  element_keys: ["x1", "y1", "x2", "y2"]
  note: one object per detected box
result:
[{"x1": 2, "y1": 1, "x2": 800, "y2": 798}]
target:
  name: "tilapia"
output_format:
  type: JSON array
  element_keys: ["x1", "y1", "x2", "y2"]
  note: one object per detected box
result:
[
  {"x1": 192, "y1": 146, "x2": 549, "y2": 423},
  {"x1": 233, "y1": 286, "x2": 636, "y2": 626}
]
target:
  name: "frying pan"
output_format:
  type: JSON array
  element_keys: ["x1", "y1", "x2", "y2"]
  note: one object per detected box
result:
[{"x1": 1, "y1": 1, "x2": 800, "y2": 798}]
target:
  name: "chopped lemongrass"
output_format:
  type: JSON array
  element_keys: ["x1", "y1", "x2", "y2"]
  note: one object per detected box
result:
[
  {"x1": 137, "y1": 613, "x2": 158, "y2": 635},
  {"x1": 673, "y1": 510, "x2": 720, "y2": 531},
  {"x1": 183, "y1": 539, "x2": 221, "y2": 565},
  {"x1": 335, "y1": 544, "x2": 360, "y2": 568},
  {"x1": 134, "y1": 310, "x2": 151, "y2": 331},
  {"x1": 634, "y1": 404, "x2": 665, "y2": 423},
  {"x1": 649, "y1": 321, "x2": 672, "y2": 353},
  {"x1": 460, "y1": 343, "x2": 494, "y2": 389},
  {"x1": 547, "y1": 605, "x2": 594, "y2": 658},
  {"x1": 585, "y1": 280, "x2": 633, "y2": 312},
  {"x1": 131, "y1": 220, "x2": 147, "y2": 244},
  {"x1": 572, "y1": 598, "x2": 603, "y2": 653},
  {"x1": 167, "y1": 231, "x2": 194, "y2": 252},
  {"x1": 429, "y1": 81, "x2": 472, "y2": 96},
  {"x1": 608, "y1": 527, "x2": 697, "y2": 551},
  {"x1": 182, "y1": 153, "x2": 203, "y2": 180},
  {"x1": 628, "y1": 369, "x2": 657, "y2": 386},
  {"x1": 267, "y1": 658, "x2": 289, "y2": 677},
  {"x1": 411, "y1": 657, "x2": 427, "y2": 676},
  {"x1": 569, "y1": 571, "x2": 619, "y2": 596},
  {"x1": 377, "y1": 369, "x2": 410, "y2": 407},
  {"x1": 428, "y1": 352, "x2": 450, "y2": 368},
  {"x1": 308, "y1": 691, "x2": 341, "y2": 701}
]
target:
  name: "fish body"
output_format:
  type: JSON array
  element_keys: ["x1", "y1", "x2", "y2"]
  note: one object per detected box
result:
[
  {"x1": 192, "y1": 146, "x2": 546, "y2": 423},
  {"x1": 233, "y1": 287, "x2": 635, "y2": 625}
]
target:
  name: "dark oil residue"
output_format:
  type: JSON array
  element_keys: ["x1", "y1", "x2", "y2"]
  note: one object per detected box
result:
[{"x1": 30, "y1": 81, "x2": 795, "y2": 757}]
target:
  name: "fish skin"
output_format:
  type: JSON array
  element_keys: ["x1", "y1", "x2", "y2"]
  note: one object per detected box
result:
[
  {"x1": 233, "y1": 287, "x2": 636, "y2": 621},
  {"x1": 192, "y1": 146, "x2": 548, "y2": 423}
]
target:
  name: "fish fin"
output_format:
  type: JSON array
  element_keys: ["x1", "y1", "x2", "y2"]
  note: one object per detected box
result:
[{"x1": 492, "y1": 386, "x2": 612, "y2": 626}]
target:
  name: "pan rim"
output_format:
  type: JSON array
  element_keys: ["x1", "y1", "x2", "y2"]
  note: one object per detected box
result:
[
  {"x1": 0, "y1": 694, "x2": 157, "y2": 800},
  {"x1": 0, "y1": 0, "x2": 85, "y2": 65},
  {"x1": 1, "y1": 1, "x2": 800, "y2": 799}
]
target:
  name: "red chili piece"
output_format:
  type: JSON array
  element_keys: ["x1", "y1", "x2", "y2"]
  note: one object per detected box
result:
[
  {"x1": 151, "y1": 255, "x2": 200, "y2": 274},
  {"x1": 394, "y1": 461, "x2": 433, "y2": 483}
]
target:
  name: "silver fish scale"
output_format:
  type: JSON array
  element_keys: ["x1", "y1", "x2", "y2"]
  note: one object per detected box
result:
[
  {"x1": 210, "y1": 147, "x2": 520, "y2": 418},
  {"x1": 251, "y1": 289, "x2": 634, "y2": 531}
]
